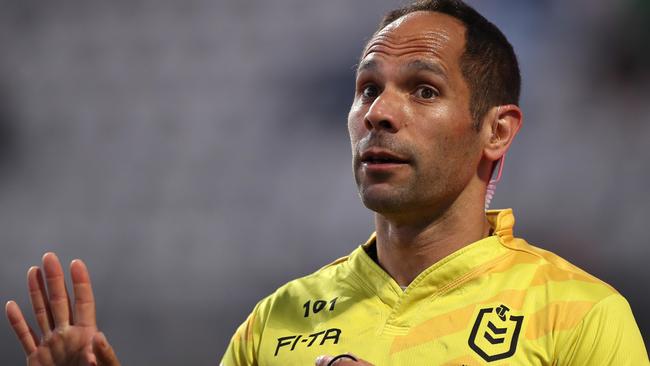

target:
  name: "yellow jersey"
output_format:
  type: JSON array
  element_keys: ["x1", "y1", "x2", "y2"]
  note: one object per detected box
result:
[{"x1": 221, "y1": 209, "x2": 648, "y2": 365}]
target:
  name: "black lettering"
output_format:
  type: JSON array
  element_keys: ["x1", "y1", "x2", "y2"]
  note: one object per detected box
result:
[
  {"x1": 303, "y1": 300, "x2": 310, "y2": 317},
  {"x1": 303, "y1": 298, "x2": 339, "y2": 317},
  {"x1": 275, "y1": 335, "x2": 296, "y2": 356},
  {"x1": 313, "y1": 300, "x2": 326, "y2": 313},
  {"x1": 320, "y1": 328, "x2": 341, "y2": 346},
  {"x1": 290, "y1": 335, "x2": 302, "y2": 351},
  {"x1": 329, "y1": 297, "x2": 338, "y2": 311},
  {"x1": 306, "y1": 330, "x2": 326, "y2": 347}
]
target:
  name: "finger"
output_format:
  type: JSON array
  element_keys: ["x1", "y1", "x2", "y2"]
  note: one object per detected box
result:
[
  {"x1": 27, "y1": 266, "x2": 55, "y2": 336},
  {"x1": 316, "y1": 356, "x2": 333, "y2": 366},
  {"x1": 70, "y1": 259, "x2": 96, "y2": 327},
  {"x1": 42, "y1": 252, "x2": 73, "y2": 327},
  {"x1": 81, "y1": 343, "x2": 97, "y2": 366},
  {"x1": 36, "y1": 345, "x2": 56, "y2": 366},
  {"x1": 93, "y1": 332, "x2": 121, "y2": 366},
  {"x1": 5, "y1": 300, "x2": 39, "y2": 354},
  {"x1": 26, "y1": 354, "x2": 44, "y2": 366},
  {"x1": 316, "y1": 354, "x2": 371, "y2": 366}
]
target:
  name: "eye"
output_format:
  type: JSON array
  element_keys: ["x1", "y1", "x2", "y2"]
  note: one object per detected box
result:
[
  {"x1": 361, "y1": 84, "x2": 380, "y2": 100},
  {"x1": 414, "y1": 85, "x2": 439, "y2": 99}
]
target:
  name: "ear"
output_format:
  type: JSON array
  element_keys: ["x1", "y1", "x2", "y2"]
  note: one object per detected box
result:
[{"x1": 482, "y1": 104, "x2": 523, "y2": 163}]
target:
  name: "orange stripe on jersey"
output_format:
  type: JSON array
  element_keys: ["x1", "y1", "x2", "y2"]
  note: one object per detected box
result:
[
  {"x1": 389, "y1": 302, "x2": 475, "y2": 354},
  {"x1": 482, "y1": 288, "x2": 528, "y2": 310},
  {"x1": 440, "y1": 354, "x2": 483, "y2": 366},
  {"x1": 525, "y1": 301, "x2": 595, "y2": 340},
  {"x1": 528, "y1": 264, "x2": 601, "y2": 287},
  {"x1": 245, "y1": 312, "x2": 257, "y2": 343},
  {"x1": 435, "y1": 251, "x2": 538, "y2": 302},
  {"x1": 389, "y1": 289, "x2": 528, "y2": 354},
  {"x1": 477, "y1": 252, "x2": 539, "y2": 277}
]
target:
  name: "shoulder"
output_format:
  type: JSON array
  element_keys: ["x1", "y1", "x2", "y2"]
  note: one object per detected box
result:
[
  {"x1": 500, "y1": 236, "x2": 618, "y2": 302},
  {"x1": 492, "y1": 237, "x2": 650, "y2": 361},
  {"x1": 254, "y1": 252, "x2": 355, "y2": 314},
  {"x1": 485, "y1": 209, "x2": 617, "y2": 302}
]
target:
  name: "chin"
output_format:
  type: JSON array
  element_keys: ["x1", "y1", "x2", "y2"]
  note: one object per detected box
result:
[
  {"x1": 358, "y1": 182, "x2": 450, "y2": 219},
  {"x1": 359, "y1": 188, "x2": 411, "y2": 215}
]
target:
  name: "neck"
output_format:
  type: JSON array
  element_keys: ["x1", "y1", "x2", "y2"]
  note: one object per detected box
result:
[{"x1": 373, "y1": 182, "x2": 491, "y2": 287}]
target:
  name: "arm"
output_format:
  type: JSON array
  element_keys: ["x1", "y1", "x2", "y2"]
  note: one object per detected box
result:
[
  {"x1": 5, "y1": 252, "x2": 121, "y2": 366},
  {"x1": 220, "y1": 302, "x2": 263, "y2": 366}
]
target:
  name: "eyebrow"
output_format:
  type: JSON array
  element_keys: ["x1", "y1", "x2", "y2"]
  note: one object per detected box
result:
[
  {"x1": 356, "y1": 59, "x2": 378, "y2": 75},
  {"x1": 403, "y1": 60, "x2": 449, "y2": 81},
  {"x1": 356, "y1": 59, "x2": 448, "y2": 82}
]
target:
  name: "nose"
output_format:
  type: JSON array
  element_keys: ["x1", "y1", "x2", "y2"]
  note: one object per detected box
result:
[{"x1": 364, "y1": 89, "x2": 402, "y2": 133}]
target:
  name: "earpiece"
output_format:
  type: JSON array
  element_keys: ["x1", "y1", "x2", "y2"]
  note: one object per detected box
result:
[{"x1": 485, "y1": 106, "x2": 504, "y2": 210}]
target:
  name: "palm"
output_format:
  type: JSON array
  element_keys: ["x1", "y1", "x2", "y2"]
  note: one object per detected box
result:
[
  {"x1": 25, "y1": 324, "x2": 97, "y2": 365},
  {"x1": 6, "y1": 253, "x2": 119, "y2": 366}
]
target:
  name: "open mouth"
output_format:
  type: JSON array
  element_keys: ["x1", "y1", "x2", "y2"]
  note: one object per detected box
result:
[
  {"x1": 363, "y1": 157, "x2": 407, "y2": 164},
  {"x1": 360, "y1": 150, "x2": 409, "y2": 165}
]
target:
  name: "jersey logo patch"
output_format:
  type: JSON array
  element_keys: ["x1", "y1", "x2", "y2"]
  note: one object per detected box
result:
[{"x1": 468, "y1": 304, "x2": 523, "y2": 362}]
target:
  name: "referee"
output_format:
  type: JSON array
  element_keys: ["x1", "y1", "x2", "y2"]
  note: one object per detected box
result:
[{"x1": 6, "y1": 0, "x2": 648, "y2": 365}]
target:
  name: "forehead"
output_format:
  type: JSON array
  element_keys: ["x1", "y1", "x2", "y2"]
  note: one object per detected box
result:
[{"x1": 361, "y1": 11, "x2": 466, "y2": 68}]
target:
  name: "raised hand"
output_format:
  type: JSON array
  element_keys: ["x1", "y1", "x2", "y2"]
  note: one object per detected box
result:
[{"x1": 5, "y1": 252, "x2": 120, "y2": 366}]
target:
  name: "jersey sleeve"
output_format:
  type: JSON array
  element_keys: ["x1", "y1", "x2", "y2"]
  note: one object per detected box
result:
[
  {"x1": 557, "y1": 293, "x2": 649, "y2": 365},
  {"x1": 220, "y1": 298, "x2": 268, "y2": 366}
]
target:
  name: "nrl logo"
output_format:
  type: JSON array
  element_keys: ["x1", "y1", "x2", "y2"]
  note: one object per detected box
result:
[{"x1": 468, "y1": 304, "x2": 524, "y2": 362}]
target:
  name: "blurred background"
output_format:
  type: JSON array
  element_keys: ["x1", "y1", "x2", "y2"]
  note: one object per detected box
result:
[{"x1": 0, "y1": 0, "x2": 648, "y2": 363}]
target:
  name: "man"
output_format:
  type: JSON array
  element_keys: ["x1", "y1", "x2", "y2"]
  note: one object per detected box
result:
[{"x1": 6, "y1": 0, "x2": 648, "y2": 365}]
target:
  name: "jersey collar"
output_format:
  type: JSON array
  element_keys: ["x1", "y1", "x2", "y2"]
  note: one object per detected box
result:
[{"x1": 345, "y1": 209, "x2": 516, "y2": 325}]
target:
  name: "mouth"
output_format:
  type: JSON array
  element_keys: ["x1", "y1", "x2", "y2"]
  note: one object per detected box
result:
[{"x1": 360, "y1": 149, "x2": 410, "y2": 166}]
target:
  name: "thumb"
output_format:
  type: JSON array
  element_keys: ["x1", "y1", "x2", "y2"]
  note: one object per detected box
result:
[
  {"x1": 316, "y1": 355, "x2": 334, "y2": 366},
  {"x1": 316, "y1": 354, "x2": 363, "y2": 366},
  {"x1": 92, "y1": 332, "x2": 121, "y2": 366}
]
